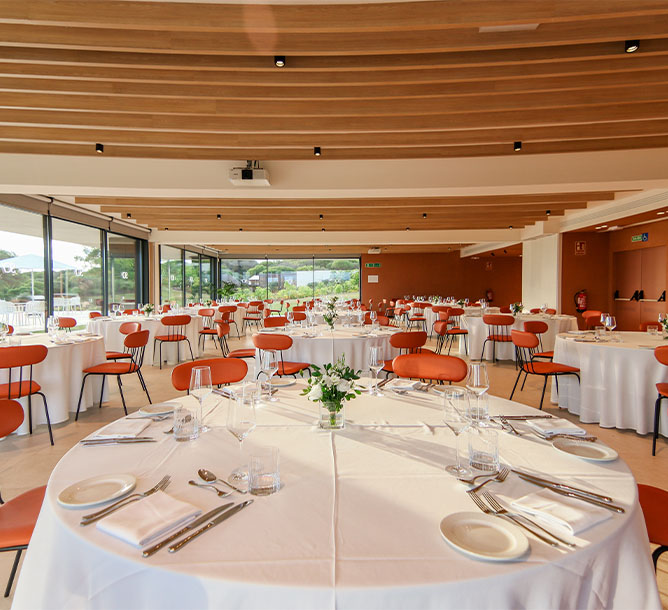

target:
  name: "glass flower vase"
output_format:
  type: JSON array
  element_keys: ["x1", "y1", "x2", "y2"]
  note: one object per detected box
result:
[{"x1": 319, "y1": 399, "x2": 345, "y2": 430}]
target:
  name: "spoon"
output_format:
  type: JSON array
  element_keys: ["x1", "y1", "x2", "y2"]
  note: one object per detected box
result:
[
  {"x1": 188, "y1": 480, "x2": 231, "y2": 497},
  {"x1": 198, "y1": 468, "x2": 247, "y2": 494}
]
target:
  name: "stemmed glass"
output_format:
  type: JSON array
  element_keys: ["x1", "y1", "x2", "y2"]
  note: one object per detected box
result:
[
  {"x1": 286, "y1": 310, "x2": 294, "y2": 327},
  {"x1": 466, "y1": 362, "x2": 490, "y2": 422},
  {"x1": 604, "y1": 315, "x2": 616, "y2": 335},
  {"x1": 226, "y1": 385, "x2": 257, "y2": 486},
  {"x1": 368, "y1": 346, "x2": 384, "y2": 396},
  {"x1": 189, "y1": 365, "x2": 212, "y2": 433},
  {"x1": 442, "y1": 387, "x2": 472, "y2": 477},
  {"x1": 369, "y1": 310, "x2": 377, "y2": 325},
  {"x1": 261, "y1": 350, "x2": 279, "y2": 402}
]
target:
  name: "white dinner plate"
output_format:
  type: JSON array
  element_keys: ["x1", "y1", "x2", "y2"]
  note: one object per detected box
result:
[
  {"x1": 551, "y1": 438, "x2": 619, "y2": 462},
  {"x1": 138, "y1": 401, "x2": 179, "y2": 416},
  {"x1": 57, "y1": 474, "x2": 136, "y2": 509},
  {"x1": 439, "y1": 512, "x2": 529, "y2": 562},
  {"x1": 268, "y1": 378, "x2": 297, "y2": 388}
]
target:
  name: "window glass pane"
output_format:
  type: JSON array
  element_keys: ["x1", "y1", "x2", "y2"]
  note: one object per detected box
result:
[
  {"x1": 219, "y1": 258, "x2": 266, "y2": 301},
  {"x1": 0, "y1": 204, "x2": 46, "y2": 331},
  {"x1": 267, "y1": 258, "x2": 313, "y2": 307},
  {"x1": 108, "y1": 233, "x2": 138, "y2": 311},
  {"x1": 313, "y1": 258, "x2": 360, "y2": 301},
  {"x1": 201, "y1": 256, "x2": 213, "y2": 301},
  {"x1": 185, "y1": 251, "x2": 200, "y2": 303},
  {"x1": 51, "y1": 218, "x2": 103, "y2": 325},
  {"x1": 160, "y1": 245, "x2": 183, "y2": 305}
]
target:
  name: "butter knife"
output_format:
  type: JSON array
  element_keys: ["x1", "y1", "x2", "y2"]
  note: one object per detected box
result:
[
  {"x1": 513, "y1": 469, "x2": 613, "y2": 502},
  {"x1": 142, "y1": 503, "x2": 233, "y2": 557},
  {"x1": 518, "y1": 475, "x2": 625, "y2": 512},
  {"x1": 168, "y1": 500, "x2": 253, "y2": 553}
]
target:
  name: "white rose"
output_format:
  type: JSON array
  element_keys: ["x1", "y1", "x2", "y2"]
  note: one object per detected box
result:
[
  {"x1": 321, "y1": 374, "x2": 331, "y2": 386},
  {"x1": 336, "y1": 379, "x2": 351, "y2": 393},
  {"x1": 308, "y1": 384, "x2": 323, "y2": 401}
]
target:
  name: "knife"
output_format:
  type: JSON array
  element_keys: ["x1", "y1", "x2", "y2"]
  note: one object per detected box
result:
[
  {"x1": 517, "y1": 475, "x2": 625, "y2": 512},
  {"x1": 168, "y1": 500, "x2": 253, "y2": 553},
  {"x1": 81, "y1": 438, "x2": 157, "y2": 445},
  {"x1": 493, "y1": 415, "x2": 554, "y2": 420},
  {"x1": 513, "y1": 469, "x2": 614, "y2": 502},
  {"x1": 142, "y1": 503, "x2": 233, "y2": 557}
]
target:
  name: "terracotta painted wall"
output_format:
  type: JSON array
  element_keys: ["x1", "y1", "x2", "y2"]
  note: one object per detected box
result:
[{"x1": 360, "y1": 252, "x2": 522, "y2": 308}]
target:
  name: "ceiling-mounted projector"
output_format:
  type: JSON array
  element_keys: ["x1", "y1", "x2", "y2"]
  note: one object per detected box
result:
[
  {"x1": 229, "y1": 161, "x2": 270, "y2": 186},
  {"x1": 368, "y1": 247, "x2": 382, "y2": 254}
]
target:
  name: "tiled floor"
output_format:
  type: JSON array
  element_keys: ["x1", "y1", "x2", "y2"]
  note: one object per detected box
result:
[{"x1": 1, "y1": 332, "x2": 666, "y2": 609}]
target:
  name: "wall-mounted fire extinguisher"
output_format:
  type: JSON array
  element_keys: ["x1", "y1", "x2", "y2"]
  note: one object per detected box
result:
[
  {"x1": 574, "y1": 289, "x2": 588, "y2": 313},
  {"x1": 486, "y1": 289, "x2": 494, "y2": 302}
]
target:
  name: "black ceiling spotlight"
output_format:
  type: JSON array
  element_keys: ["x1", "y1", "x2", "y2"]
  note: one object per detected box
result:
[
  {"x1": 314, "y1": 146, "x2": 322, "y2": 156},
  {"x1": 322, "y1": 227, "x2": 326, "y2": 232},
  {"x1": 422, "y1": 213, "x2": 427, "y2": 219},
  {"x1": 503, "y1": 249, "x2": 508, "y2": 254},
  {"x1": 319, "y1": 214, "x2": 324, "y2": 220},
  {"x1": 217, "y1": 214, "x2": 222, "y2": 220},
  {"x1": 274, "y1": 55, "x2": 286, "y2": 67},
  {"x1": 239, "y1": 228, "x2": 243, "y2": 231},
  {"x1": 405, "y1": 227, "x2": 410, "y2": 231},
  {"x1": 508, "y1": 225, "x2": 513, "y2": 229},
  {"x1": 95, "y1": 143, "x2": 104, "y2": 154},
  {"x1": 126, "y1": 213, "x2": 131, "y2": 219},
  {"x1": 491, "y1": 252, "x2": 496, "y2": 257},
  {"x1": 625, "y1": 40, "x2": 639, "y2": 53},
  {"x1": 513, "y1": 141, "x2": 522, "y2": 152},
  {"x1": 546, "y1": 209, "x2": 551, "y2": 216}
]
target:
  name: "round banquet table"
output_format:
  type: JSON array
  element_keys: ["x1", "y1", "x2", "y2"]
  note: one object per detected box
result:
[
  {"x1": 0, "y1": 332, "x2": 106, "y2": 433},
  {"x1": 12, "y1": 385, "x2": 660, "y2": 609},
  {"x1": 551, "y1": 331, "x2": 668, "y2": 437},
  {"x1": 255, "y1": 324, "x2": 399, "y2": 373},
  {"x1": 462, "y1": 314, "x2": 578, "y2": 361},
  {"x1": 88, "y1": 314, "x2": 203, "y2": 366}
]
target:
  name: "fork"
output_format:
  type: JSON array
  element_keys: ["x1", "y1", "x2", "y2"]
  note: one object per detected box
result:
[
  {"x1": 482, "y1": 491, "x2": 575, "y2": 548},
  {"x1": 468, "y1": 491, "x2": 558, "y2": 548},
  {"x1": 467, "y1": 466, "x2": 509, "y2": 493},
  {"x1": 80, "y1": 475, "x2": 170, "y2": 525},
  {"x1": 457, "y1": 471, "x2": 501, "y2": 485}
]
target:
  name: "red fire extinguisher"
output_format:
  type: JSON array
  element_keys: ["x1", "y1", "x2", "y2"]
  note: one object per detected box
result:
[
  {"x1": 486, "y1": 289, "x2": 494, "y2": 302},
  {"x1": 574, "y1": 289, "x2": 588, "y2": 313}
]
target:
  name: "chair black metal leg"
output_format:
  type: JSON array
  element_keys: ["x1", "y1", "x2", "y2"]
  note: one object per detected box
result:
[
  {"x1": 652, "y1": 546, "x2": 667, "y2": 570},
  {"x1": 653, "y1": 395, "x2": 663, "y2": 456},
  {"x1": 539, "y1": 376, "x2": 548, "y2": 410},
  {"x1": 4, "y1": 548, "x2": 23, "y2": 597},
  {"x1": 509, "y1": 368, "x2": 523, "y2": 400},
  {"x1": 117, "y1": 375, "x2": 128, "y2": 415},
  {"x1": 99, "y1": 374, "x2": 105, "y2": 408},
  {"x1": 480, "y1": 339, "x2": 488, "y2": 361},
  {"x1": 159, "y1": 341, "x2": 163, "y2": 370},
  {"x1": 27, "y1": 394, "x2": 32, "y2": 435},
  {"x1": 38, "y1": 392, "x2": 53, "y2": 446},
  {"x1": 186, "y1": 338, "x2": 194, "y2": 362},
  {"x1": 75, "y1": 373, "x2": 89, "y2": 421},
  {"x1": 520, "y1": 371, "x2": 529, "y2": 391},
  {"x1": 137, "y1": 370, "x2": 151, "y2": 403}
]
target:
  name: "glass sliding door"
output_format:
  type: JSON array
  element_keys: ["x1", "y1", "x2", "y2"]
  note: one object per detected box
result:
[
  {"x1": 0, "y1": 204, "x2": 47, "y2": 331},
  {"x1": 184, "y1": 251, "x2": 200, "y2": 304},
  {"x1": 108, "y1": 233, "x2": 139, "y2": 311},
  {"x1": 313, "y1": 258, "x2": 360, "y2": 301},
  {"x1": 51, "y1": 218, "x2": 103, "y2": 325},
  {"x1": 201, "y1": 256, "x2": 214, "y2": 302},
  {"x1": 267, "y1": 258, "x2": 313, "y2": 307},
  {"x1": 160, "y1": 245, "x2": 183, "y2": 306}
]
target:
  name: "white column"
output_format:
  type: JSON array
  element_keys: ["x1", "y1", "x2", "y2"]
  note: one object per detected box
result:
[{"x1": 521, "y1": 234, "x2": 562, "y2": 311}]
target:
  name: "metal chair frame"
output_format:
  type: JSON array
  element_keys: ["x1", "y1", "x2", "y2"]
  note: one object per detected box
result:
[
  {"x1": 154, "y1": 316, "x2": 194, "y2": 370},
  {"x1": 480, "y1": 316, "x2": 514, "y2": 363}
]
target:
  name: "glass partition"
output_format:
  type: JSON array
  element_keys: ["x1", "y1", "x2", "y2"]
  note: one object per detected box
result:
[
  {"x1": 184, "y1": 251, "x2": 200, "y2": 304},
  {"x1": 160, "y1": 245, "x2": 184, "y2": 306},
  {"x1": 313, "y1": 258, "x2": 360, "y2": 301},
  {"x1": 219, "y1": 258, "x2": 266, "y2": 301},
  {"x1": 201, "y1": 256, "x2": 214, "y2": 302},
  {"x1": 108, "y1": 233, "x2": 139, "y2": 311}
]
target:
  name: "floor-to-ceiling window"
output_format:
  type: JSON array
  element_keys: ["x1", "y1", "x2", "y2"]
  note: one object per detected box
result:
[
  {"x1": 108, "y1": 233, "x2": 140, "y2": 310},
  {"x1": 160, "y1": 245, "x2": 184, "y2": 305},
  {"x1": 184, "y1": 250, "x2": 200, "y2": 304},
  {"x1": 313, "y1": 258, "x2": 360, "y2": 301},
  {"x1": 201, "y1": 255, "x2": 214, "y2": 301},
  {"x1": 219, "y1": 258, "x2": 266, "y2": 301}
]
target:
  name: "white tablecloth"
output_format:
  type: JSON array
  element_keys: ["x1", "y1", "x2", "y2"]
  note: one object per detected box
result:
[
  {"x1": 0, "y1": 333, "x2": 106, "y2": 433},
  {"x1": 463, "y1": 314, "x2": 578, "y2": 361},
  {"x1": 12, "y1": 386, "x2": 660, "y2": 609},
  {"x1": 551, "y1": 331, "x2": 668, "y2": 437},
  {"x1": 88, "y1": 315, "x2": 203, "y2": 366}
]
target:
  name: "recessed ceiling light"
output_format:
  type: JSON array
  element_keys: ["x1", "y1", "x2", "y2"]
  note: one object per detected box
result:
[
  {"x1": 508, "y1": 225, "x2": 513, "y2": 229},
  {"x1": 319, "y1": 214, "x2": 324, "y2": 220},
  {"x1": 217, "y1": 214, "x2": 221, "y2": 220},
  {"x1": 274, "y1": 55, "x2": 286, "y2": 67},
  {"x1": 625, "y1": 40, "x2": 639, "y2": 53},
  {"x1": 126, "y1": 213, "x2": 131, "y2": 218},
  {"x1": 595, "y1": 225, "x2": 608, "y2": 230},
  {"x1": 422, "y1": 213, "x2": 427, "y2": 219},
  {"x1": 658, "y1": 211, "x2": 666, "y2": 215},
  {"x1": 546, "y1": 209, "x2": 551, "y2": 216},
  {"x1": 513, "y1": 141, "x2": 522, "y2": 152},
  {"x1": 314, "y1": 147, "x2": 321, "y2": 156},
  {"x1": 405, "y1": 227, "x2": 410, "y2": 231},
  {"x1": 95, "y1": 143, "x2": 104, "y2": 154}
]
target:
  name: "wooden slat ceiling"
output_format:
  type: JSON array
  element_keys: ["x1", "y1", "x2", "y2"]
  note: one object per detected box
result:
[
  {"x1": 209, "y1": 243, "x2": 469, "y2": 256},
  {"x1": 76, "y1": 190, "x2": 625, "y2": 231},
  {"x1": 1, "y1": 1, "x2": 668, "y2": 160}
]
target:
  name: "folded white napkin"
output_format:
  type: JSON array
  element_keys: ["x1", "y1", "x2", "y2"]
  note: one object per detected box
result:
[
  {"x1": 526, "y1": 418, "x2": 586, "y2": 437},
  {"x1": 91, "y1": 419, "x2": 150, "y2": 439},
  {"x1": 96, "y1": 491, "x2": 201, "y2": 547},
  {"x1": 509, "y1": 490, "x2": 611, "y2": 535},
  {"x1": 387, "y1": 379, "x2": 420, "y2": 391}
]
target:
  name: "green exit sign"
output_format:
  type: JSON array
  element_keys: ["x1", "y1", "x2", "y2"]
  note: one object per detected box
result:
[
  {"x1": 631, "y1": 232, "x2": 649, "y2": 243},
  {"x1": 365, "y1": 262, "x2": 381, "y2": 268}
]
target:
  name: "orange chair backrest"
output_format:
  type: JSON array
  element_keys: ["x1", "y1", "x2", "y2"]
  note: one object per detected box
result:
[
  {"x1": 546, "y1": 308, "x2": 557, "y2": 315},
  {"x1": 216, "y1": 321, "x2": 230, "y2": 338},
  {"x1": 7, "y1": 325, "x2": 13, "y2": 335},
  {"x1": 499, "y1": 306, "x2": 512, "y2": 314},
  {"x1": 483, "y1": 314, "x2": 514, "y2": 326},
  {"x1": 390, "y1": 331, "x2": 427, "y2": 350},
  {"x1": 119, "y1": 321, "x2": 141, "y2": 335},
  {"x1": 392, "y1": 352, "x2": 467, "y2": 382},
  {"x1": 376, "y1": 315, "x2": 390, "y2": 326},
  {"x1": 530, "y1": 308, "x2": 541, "y2": 314},
  {"x1": 171, "y1": 357, "x2": 248, "y2": 391},
  {"x1": 582, "y1": 310, "x2": 602, "y2": 320},
  {"x1": 638, "y1": 484, "x2": 668, "y2": 546},
  {"x1": 89, "y1": 311, "x2": 102, "y2": 319},
  {"x1": 219, "y1": 305, "x2": 237, "y2": 314},
  {"x1": 123, "y1": 309, "x2": 138, "y2": 315},
  {"x1": 264, "y1": 316, "x2": 287, "y2": 328},
  {"x1": 292, "y1": 305, "x2": 306, "y2": 312},
  {"x1": 523, "y1": 321, "x2": 548, "y2": 334},
  {"x1": 124, "y1": 329, "x2": 150, "y2": 348},
  {"x1": 161, "y1": 304, "x2": 171, "y2": 313},
  {"x1": 641, "y1": 321, "x2": 661, "y2": 331},
  {"x1": 58, "y1": 317, "x2": 76, "y2": 328},
  {"x1": 198, "y1": 308, "x2": 215, "y2": 317},
  {"x1": 448, "y1": 307, "x2": 464, "y2": 317},
  {"x1": 655, "y1": 345, "x2": 668, "y2": 366},
  {"x1": 248, "y1": 301, "x2": 264, "y2": 310},
  {"x1": 293, "y1": 312, "x2": 306, "y2": 321},
  {"x1": 161, "y1": 314, "x2": 191, "y2": 327},
  {"x1": 0, "y1": 398, "x2": 24, "y2": 438},
  {"x1": 433, "y1": 320, "x2": 448, "y2": 337},
  {"x1": 0, "y1": 344, "x2": 48, "y2": 368},
  {"x1": 511, "y1": 329, "x2": 539, "y2": 349},
  {"x1": 252, "y1": 333, "x2": 293, "y2": 351}
]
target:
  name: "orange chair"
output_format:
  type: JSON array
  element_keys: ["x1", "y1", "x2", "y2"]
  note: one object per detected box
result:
[
  {"x1": 523, "y1": 320, "x2": 553, "y2": 360},
  {"x1": 510, "y1": 330, "x2": 580, "y2": 410},
  {"x1": 214, "y1": 321, "x2": 231, "y2": 356},
  {"x1": 529, "y1": 308, "x2": 541, "y2": 314},
  {"x1": 393, "y1": 352, "x2": 467, "y2": 384},
  {"x1": 264, "y1": 316, "x2": 287, "y2": 328},
  {"x1": 6, "y1": 326, "x2": 13, "y2": 335},
  {"x1": 154, "y1": 314, "x2": 194, "y2": 369},
  {"x1": 637, "y1": 484, "x2": 668, "y2": 570},
  {"x1": 242, "y1": 301, "x2": 264, "y2": 334},
  {"x1": 582, "y1": 310, "x2": 603, "y2": 330},
  {"x1": 225, "y1": 321, "x2": 256, "y2": 361},
  {"x1": 480, "y1": 314, "x2": 514, "y2": 362},
  {"x1": 0, "y1": 398, "x2": 46, "y2": 598},
  {"x1": 197, "y1": 308, "x2": 218, "y2": 352},
  {"x1": 407, "y1": 302, "x2": 428, "y2": 332},
  {"x1": 76, "y1": 330, "x2": 151, "y2": 419},
  {"x1": 444, "y1": 308, "x2": 468, "y2": 355},
  {"x1": 218, "y1": 305, "x2": 240, "y2": 338},
  {"x1": 499, "y1": 306, "x2": 512, "y2": 314},
  {"x1": 381, "y1": 331, "x2": 429, "y2": 376},
  {"x1": 122, "y1": 308, "x2": 139, "y2": 315},
  {"x1": 252, "y1": 334, "x2": 311, "y2": 378},
  {"x1": 652, "y1": 346, "x2": 668, "y2": 456},
  {"x1": 105, "y1": 321, "x2": 141, "y2": 361},
  {"x1": 640, "y1": 321, "x2": 661, "y2": 331},
  {"x1": 292, "y1": 311, "x2": 306, "y2": 322},
  {"x1": 0, "y1": 345, "x2": 52, "y2": 445},
  {"x1": 57, "y1": 317, "x2": 76, "y2": 332},
  {"x1": 160, "y1": 304, "x2": 171, "y2": 314},
  {"x1": 171, "y1": 357, "x2": 247, "y2": 392},
  {"x1": 545, "y1": 308, "x2": 557, "y2": 315},
  {"x1": 89, "y1": 311, "x2": 102, "y2": 319}
]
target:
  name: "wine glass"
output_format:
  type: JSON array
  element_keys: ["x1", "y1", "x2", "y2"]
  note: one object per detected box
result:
[
  {"x1": 466, "y1": 362, "x2": 490, "y2": 422},
  {"x1": 368, "y1": 346, "x2": 384, "y2": 396},
  {"x1": 600, "y1": 312, "x2": 610, "y2": 326},
  {"x1": 189, "y1": 365, "x2": 212, "y2": 433},
  {"x1": 442, "y1": 387, "x2": 472, "y2": 477},
  {"x1": 287, "y1": 310, "x2": 294, "y2": 327},
  {"x1": 370, "y1": 310, "x2": 377, "y2": 324},
  {"x1": 261, "y1": 350, "x2": 279, "y2": 402},
  {"x1": 226, "y1": 385, "x2": 257, "y2": 487},
  {"x1": 605, "y1": 315, "x2": 617, "y2": 334}
]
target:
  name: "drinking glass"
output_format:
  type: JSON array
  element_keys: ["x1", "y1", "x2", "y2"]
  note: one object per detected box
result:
[
  {"x1": 261, "y1": 350, "x2": 279, "y2": 402},
  {"x1": 368, "y1": 346, "x2": 384, "y2": 396},
  {"x1": 466, "y1": 362, "x2": 489, "y2": 397},
  {"x1": 647, "y1": 324, "x2": 660, "y2": 337},
  {"x1": 468, "y1": 426, "x2": 499, "y2": 472},
  {"x1": 370, "y1": 310, "x2": 377, "y2": 324},
  {"x1": 600, "y1": 312, "x2": 610, "y2": 326},
  {"x1": 249, "y1": 446, "x2": 280, "y2": 496},
  {"x1": 605, "y1": 315, "x2": 616, "y2": 333},
  {"x1": 173, "y1": 405, "x2": 199, "y2": 441},
  {"x1": 189, "y1": 366, "x2": 212, "y2": 432},
  {"x1": 227, "y1": 386, "x2": 257, "y2": 486},
  {"x1": 442, "y1": 387, "x2": 472, "y2": 477},
  {"x1": 287, "y1": 310, "x2": 294, "y2": 327}
]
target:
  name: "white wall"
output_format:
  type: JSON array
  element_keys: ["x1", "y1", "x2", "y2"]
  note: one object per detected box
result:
[{"x1": 521, "y1": 234, "x2": 562, "y2": 311}]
